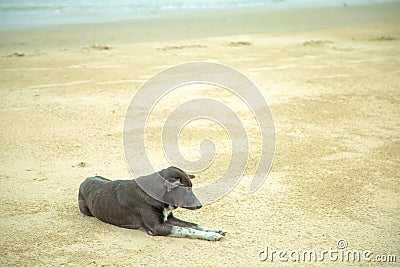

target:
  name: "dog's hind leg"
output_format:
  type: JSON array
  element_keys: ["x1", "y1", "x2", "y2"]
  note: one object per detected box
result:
[{"x1": 78, "y1": 192, "x2": 93, "y2": 216}]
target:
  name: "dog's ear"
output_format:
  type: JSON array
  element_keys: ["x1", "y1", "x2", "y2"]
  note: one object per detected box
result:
[
  {"x1": 165, "y1": 180, "x2": 181, "y2": 192},
  {"x1": 188, "y1": 174, "x2": 195, "y2": 179}
]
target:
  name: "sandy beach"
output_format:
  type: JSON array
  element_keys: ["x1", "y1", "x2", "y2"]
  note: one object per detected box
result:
[{"x1": 1, "y1": 2, "x2": 399, "y2": 266}]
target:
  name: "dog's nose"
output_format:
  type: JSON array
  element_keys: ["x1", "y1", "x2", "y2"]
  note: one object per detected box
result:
[{"x1": 195, "y1": 204, "x2": 202, "y2": 209}]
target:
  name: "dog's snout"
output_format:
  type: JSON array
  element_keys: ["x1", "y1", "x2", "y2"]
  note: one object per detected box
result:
[
  {"x1": 193, "y1": 198, "x2": 202, "y2": 209},
  {"x1": 178, "y1": 191, "x2": 202, "y2": 210},
  {"x1": 184, "y1": 204, "x2": 202, "y2": 210},
  {"x1": 183, "y1": 197, "x2": 202, "y2": 210}
]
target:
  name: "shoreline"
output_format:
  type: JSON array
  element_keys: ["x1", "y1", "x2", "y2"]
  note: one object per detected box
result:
[
  {"x1": 1, "y1": 0, "x2": 398, "y2": 30},
  {"x1": 1, "y1": 2, "x2": 400, "y2": 55}
]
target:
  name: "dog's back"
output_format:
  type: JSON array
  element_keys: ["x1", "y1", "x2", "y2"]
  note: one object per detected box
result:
[
  {"x1": 78, "y1": 176, "x2": 144, "y2": 228},
  {"x1": 78, "y1": 176, "x2": 111, "y2": 218}
]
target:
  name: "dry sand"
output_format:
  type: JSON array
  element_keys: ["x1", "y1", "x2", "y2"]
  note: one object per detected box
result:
[{"x1": 1, "y1": 3, "x2": 399, "y2": 266}]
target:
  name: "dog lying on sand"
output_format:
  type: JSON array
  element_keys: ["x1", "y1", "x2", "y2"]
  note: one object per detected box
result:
[{"x1": 78, "y1": 166, "x2": 226, "y2": 241}]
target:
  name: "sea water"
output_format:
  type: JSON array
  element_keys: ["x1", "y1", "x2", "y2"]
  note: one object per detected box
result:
[{"x1": 0, "y1": 0, "x2": 397, "y2": 29}]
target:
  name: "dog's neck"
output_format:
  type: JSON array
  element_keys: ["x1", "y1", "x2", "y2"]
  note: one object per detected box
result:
[{"x1": 163, "y1": 205, "x2": 176, "y2": 222}]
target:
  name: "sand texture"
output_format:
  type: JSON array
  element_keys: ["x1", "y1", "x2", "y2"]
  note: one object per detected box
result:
[{"x1": 0, "y1": 6, "x2": 399, "y2": 266}]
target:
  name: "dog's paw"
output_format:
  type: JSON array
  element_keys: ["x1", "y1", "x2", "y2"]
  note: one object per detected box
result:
[
  {"x1": 197, "y1": 226, "x2": 227, "y2": 236},
  {"x1": 204, "y1": 232, "x2": 223, "y2": 241},
  {"x1": 217, "y1": 229, "x2": 227, "y2": 236}
]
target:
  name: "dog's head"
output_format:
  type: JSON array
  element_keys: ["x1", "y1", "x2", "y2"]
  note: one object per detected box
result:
[{"x1": 157, "y1": 166, "x2": 202, "y2": 210}]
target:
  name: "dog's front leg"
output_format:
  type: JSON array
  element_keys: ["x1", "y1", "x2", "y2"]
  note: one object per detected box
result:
[
  {"x1": 168, "y1": 215, "x2": 226, "y2": 236},
  {"x1": 194, "y1": 225, "x2": 227, "y2": 236},
  {"x1": 144, "y1": 220, "x2": 223, "y2": 241},
  {"x1": 143, "y1": 223, "x2": 172, "y2": 236},
  {"x1": 169, "y1": 226, "x2": 223, "y2": 241},
  {"x1": 141, "y1": 211, "x2": 223, "y2": 241}
]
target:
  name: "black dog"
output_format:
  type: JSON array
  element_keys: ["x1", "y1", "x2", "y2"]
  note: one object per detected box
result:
[{"x1": 78, "y1": 166, "x2": 226, "y2": 241}]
